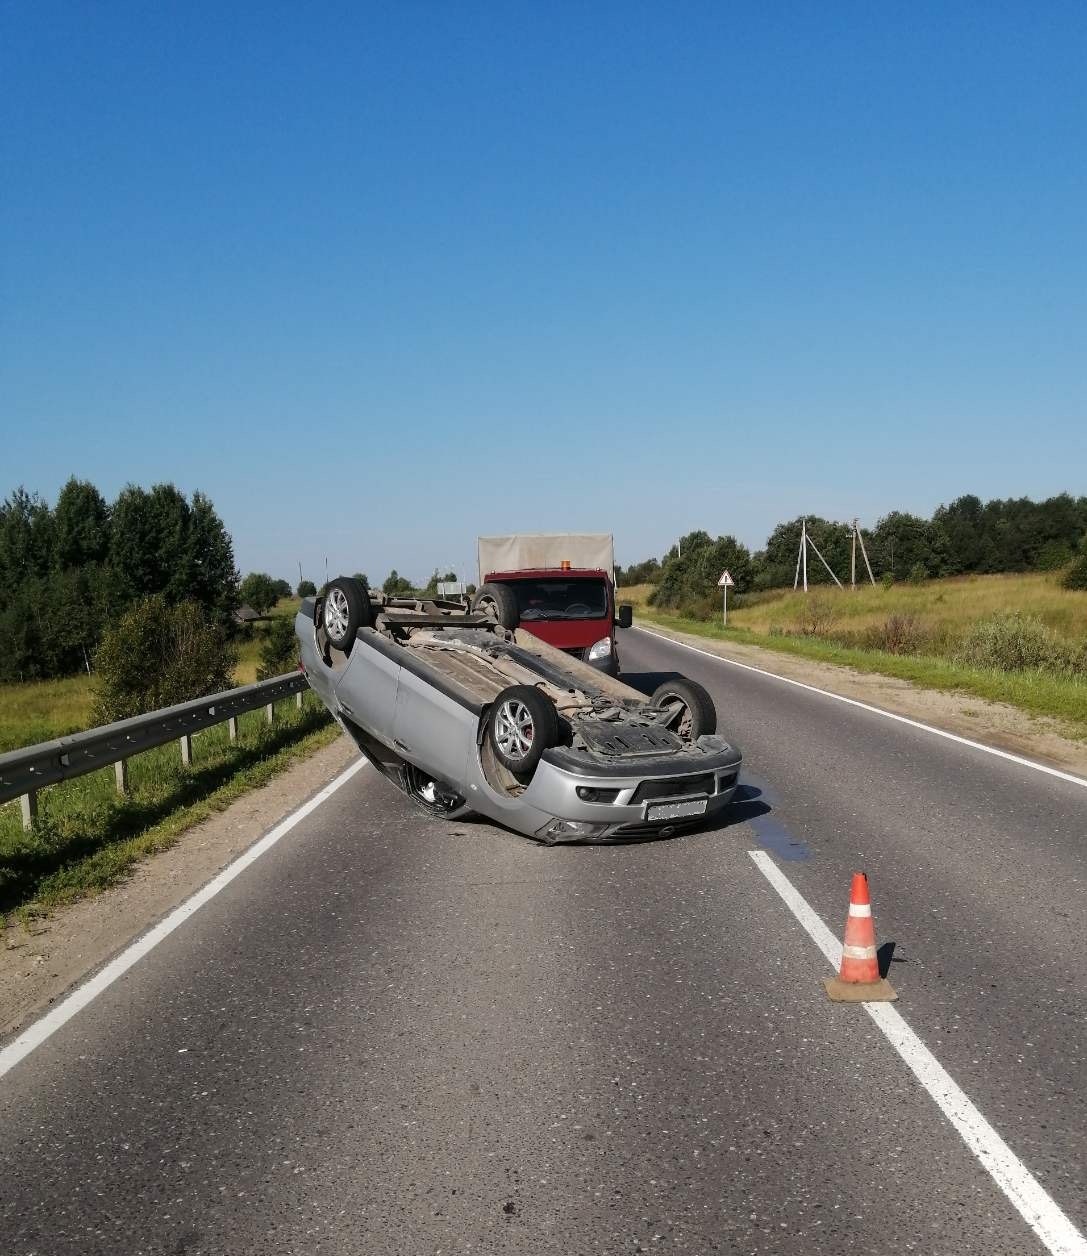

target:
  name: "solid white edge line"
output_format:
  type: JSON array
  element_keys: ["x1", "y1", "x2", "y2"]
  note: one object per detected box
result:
[
  {"x1": 635, "y1": 625, "x2": 1087, "y2": 790},
  {"x1": 0, "y1": 757, "x2": 368, "y2": 1081},
  {"x1": 748, "y1": 849, "x2": 1087, "y2": 1256}
]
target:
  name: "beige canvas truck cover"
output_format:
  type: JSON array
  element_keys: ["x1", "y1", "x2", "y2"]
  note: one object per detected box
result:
[{"x1": 478, "y1": 534, "x2": 615, "y2": 582}]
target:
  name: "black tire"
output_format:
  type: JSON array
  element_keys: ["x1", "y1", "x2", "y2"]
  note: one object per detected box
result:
[
  {"x1": 472, "y1": 582, "x2": 519, "y2": 630},
  {"x1": 401, "y1": 763, "x2": 470, "y2": 819},
  {"x1": 486, "y1": 685, "x2": 559, "y2": 775},
  {"x1": 650, "y1": 678, "x2": 717, "y2": 740},
  {"x1": 321, "y1": 576, "x2": 373, "y2": 650}
]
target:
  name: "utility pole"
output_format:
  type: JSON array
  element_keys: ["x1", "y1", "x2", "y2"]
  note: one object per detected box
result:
[
  {"x1": 855, "y1": 520, "x2": 876, "y2": 585},
  {"x1": 851, "y1": 520, "x2": 857, "y2": 589},
  {"x1": 793, "y1": 517, "x2": 844, "y2": 591}
]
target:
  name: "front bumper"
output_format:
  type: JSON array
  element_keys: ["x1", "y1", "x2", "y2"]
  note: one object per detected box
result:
[{"x1": 514, "y1": 739, "x2": 742, "y2": 842}]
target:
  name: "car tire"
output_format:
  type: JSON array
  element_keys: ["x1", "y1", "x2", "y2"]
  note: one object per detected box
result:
[
  {"x1": 321, "y1": 576, "x2": 373, "y2": 651},
  {"x1": 650, "y1": 678, "x2": 717, "y2": 740},
  {"x1": 487, "y1": 685, "x2": 559, "y2": 775},
  {"x1": 472, "y1": 582, "x2": 519, "y2": 630}
]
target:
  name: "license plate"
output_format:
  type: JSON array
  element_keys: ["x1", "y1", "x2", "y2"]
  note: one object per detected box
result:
[{"x1": 646, "y1": 798, "x2": 708, "y2": 821}]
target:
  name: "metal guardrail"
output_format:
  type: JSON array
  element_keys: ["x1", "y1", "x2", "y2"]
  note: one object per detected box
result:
[{"x1": 0, "y1": 671, "x2": 310, "y2": 829}]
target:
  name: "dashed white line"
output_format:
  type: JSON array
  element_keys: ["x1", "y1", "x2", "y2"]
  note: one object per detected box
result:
[
  {"x1": 0, "y1": 758, "x2": 368, "y2": 1081},
  {"x1": 748, "y1": 848, "x2": 1087, "y2": 1256},
  {"x1": 635, "y1": 625, "x2": 1087, "y2": 789}
]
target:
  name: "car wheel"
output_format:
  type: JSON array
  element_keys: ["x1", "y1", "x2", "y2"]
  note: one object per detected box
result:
[
  {"x1": 650, "y1": 678, "x2": 717, "y2": 740},
  {"x1": 321, "y1": 576, "x2": 373, "y2": 651},
  {"x1": 402, "y1": 764, "x2": 468, "y2": 818},
  {"x1": 487, "y1": 685, "x2": 559, "y2": 775},
  {"x1": 472, "y1": 582, "x2": 519, "y2": 630}
]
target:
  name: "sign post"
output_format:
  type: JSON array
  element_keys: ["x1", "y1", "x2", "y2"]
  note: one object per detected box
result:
[{"x1": 718, "y1": 570, "x2": 735, "y2": 626}]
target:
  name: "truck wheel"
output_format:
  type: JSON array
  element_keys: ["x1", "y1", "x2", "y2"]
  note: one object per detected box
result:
[
  {"x1": 651, "y1": 678, "x2": 717, "y2": 740},
  {"x1": 321, "y1": 576, "x2": 373, "y2": 651},
  {"x1": 472, "y1": 582, "x2": 519, "y2": 630},
  {"x1": 487, "y1": 685, "x2": 559, "y2": 775}
]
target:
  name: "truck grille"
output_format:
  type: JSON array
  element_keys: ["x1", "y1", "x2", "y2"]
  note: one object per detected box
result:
[{"x1": 561, "y1": 646, "x2": 587, "y2": 662}]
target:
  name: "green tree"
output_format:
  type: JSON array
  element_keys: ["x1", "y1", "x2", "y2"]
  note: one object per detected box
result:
[
  {"x1": 108, "y1": 485, "x2": 159, "y2": 600},
  {"x1": 351, "y1": 572, "x2": 370, "y2": 588},
  {"x1": 382, "y1": 569, "x2": 415, "y2": 596},
  {"x1": 423, "y1": 568, "x2": 458, "y2": 595},
  {"x1": 297, "y1": 579, "x2": 317, "y2": 597},
  {"x1": 0, "y1": 488, "x2": 54, "y2": 585},
  {"x1": 54, "y1": 478, "x2": 110, "y2": 568},
  {"x1": 256, "y1": 616, "x2": 298, "y2": 679},
  {"x1": 187, "y1": 491, "x2": 239, "y2": 627},
  {"x1": 238, "y1": 572, "x2": 279, "y2": 614},
  {"x1": 651, "y1": 532, "x2": 753, "y2": 609},
  {"x1": 149, "y1": 483, "x2": 195, "y2": 603},
  {"x1": 91, "y1": 595, "x2": 237, "y2": 723}
]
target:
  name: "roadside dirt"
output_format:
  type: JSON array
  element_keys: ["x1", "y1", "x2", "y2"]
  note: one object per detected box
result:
[
  {"x1": 639, "y1": 623, "x2": 1087, "y2": 778},
  {"x1": 0, "y1": 734, "x2": 356, "y2": 1039}
]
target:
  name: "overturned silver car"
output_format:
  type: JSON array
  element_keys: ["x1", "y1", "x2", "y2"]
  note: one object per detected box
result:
[{"x1": 297, "y1": 577, "x2": 742, "y2": 843}]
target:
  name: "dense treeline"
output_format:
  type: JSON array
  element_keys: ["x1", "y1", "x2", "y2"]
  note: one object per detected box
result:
[
  {"x1": 0, "y1": 480, "x2": 238, "y2": 681},
  {"x1": 613, "y1": 493, "x2": 1087, "y2": 610}
]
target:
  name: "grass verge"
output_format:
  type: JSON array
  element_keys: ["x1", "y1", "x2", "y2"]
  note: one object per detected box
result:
[
  {"x1": 634, "y1": 607, "x2": 1087, "y2": 738},
  {"x1": 0, "y1": 694, "x2": 338, "y2": 922}
]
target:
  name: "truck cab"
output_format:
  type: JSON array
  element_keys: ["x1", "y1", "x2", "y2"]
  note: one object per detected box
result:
[{"x1": 474, "y1": 536, "x2": 633, "y2": 676}]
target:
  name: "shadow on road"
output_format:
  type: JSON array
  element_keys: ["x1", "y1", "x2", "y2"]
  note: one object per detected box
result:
[{"x1": 619, "y1": 670, "x2": 687, "y2": 698}]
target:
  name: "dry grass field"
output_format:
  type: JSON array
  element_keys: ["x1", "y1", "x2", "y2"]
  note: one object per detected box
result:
[
  {"x1": 621, "y1": 572, "x2": 1087, "y2": 736},
  {"x1": 622, "y1": 572, "x2": 1087, "y2": 646}
]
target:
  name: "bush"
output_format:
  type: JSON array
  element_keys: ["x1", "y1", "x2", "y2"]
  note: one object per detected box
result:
[
  {"x1": 881, "y1": 572, "x2": 895, "y2": 590},
  {"x1": 791, "y1": 594, "x2": 837, "y2": 637},
  {"x1": 91, "y1": 595, "x2": 238, "y2": 723},
  {"x1": 257, "y1": 617, "x2": 299, "y2": 680},
  {"x1": 297, "y1": 579, "x2": 317, "y2": 598},
  {"x1": 862, "y1": 614, "x2": 924, "y2": 655},
  {"x1": 907, "y1": 563, "x2": 928, "y2": 584},
  {"x1": 954, "y1": 612, "x2": 1080, "y2": 675},
  {"x1": 1062, "y1": 542, "x2": 1087, "y2": 591}
]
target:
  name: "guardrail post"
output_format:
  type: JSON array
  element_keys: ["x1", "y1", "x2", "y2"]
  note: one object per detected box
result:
[
  {"x1": 115, "y1": 759, "x2": 128, "y2": 795},
  {"x1": 295, "y1": 691, "x2": 303, "y2": 711},
  {"x1": 228, "y1": 716, "x2": 238, "y2": 742},
  {"x1": 20, "y1": 790, "x2": 37, "y2": 831},
  {"x1": 180, "y1": 734, "x2": 193, "y2": 766},
  {"x1": 265, "y1": 703, "x2": 274, "y2": 725}
]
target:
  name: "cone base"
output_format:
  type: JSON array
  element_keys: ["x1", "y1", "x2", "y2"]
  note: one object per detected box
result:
[{"x1": 823, "y1": 976, "x2": 897, "y2": 1003}]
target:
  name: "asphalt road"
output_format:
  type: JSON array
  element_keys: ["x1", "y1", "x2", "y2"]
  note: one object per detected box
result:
[{"x1": 1, "y1": 626, "x2": 1084, "y2": 1255}]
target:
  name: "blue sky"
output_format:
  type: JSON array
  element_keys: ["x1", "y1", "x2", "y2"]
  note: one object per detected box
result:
[{"x1": 3, "y1": 2, "x2": 1085, "y2": 585}]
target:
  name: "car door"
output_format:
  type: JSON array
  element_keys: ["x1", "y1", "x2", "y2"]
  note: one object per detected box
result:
[
  {"x1": 333, "y1": 635, "x2": 401, "y2": 748},
  {"x1": 390, "y1": 664, "x2": 472, "y2": 789}
]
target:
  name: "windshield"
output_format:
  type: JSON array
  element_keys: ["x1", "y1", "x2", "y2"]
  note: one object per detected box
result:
[{"x1": 509, "y1": 578, "x2": 609, "y2": 621}]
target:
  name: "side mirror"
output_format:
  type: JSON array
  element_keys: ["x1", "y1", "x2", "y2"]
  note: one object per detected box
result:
[{"x1": 616, "y1": 604, "x2": 633, "y2": 630}]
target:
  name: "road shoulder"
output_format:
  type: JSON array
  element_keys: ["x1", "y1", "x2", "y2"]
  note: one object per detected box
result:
[
  {"x1": 636, "y1": 622, "x2": 1087, "y2": 778},
  {"x1": 0, "y1": 733, "x2": 356, "y2": 1038}
]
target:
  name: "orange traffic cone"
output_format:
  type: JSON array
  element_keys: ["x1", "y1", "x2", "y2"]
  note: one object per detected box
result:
[{"x1": 823, "y1": 872, "x2": 897, "y2": 1002}]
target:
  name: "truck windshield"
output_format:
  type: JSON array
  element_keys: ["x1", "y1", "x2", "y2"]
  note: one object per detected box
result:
[{"x1": 510, "y1": 578, "x2": 609, "y2": 621}]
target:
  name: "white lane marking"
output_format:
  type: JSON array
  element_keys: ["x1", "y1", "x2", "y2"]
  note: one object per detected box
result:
[
  {"x1": 0, "y1": 758, "x2": 368, "y2": 1081},
  {"x1": 748, "y1": 848, "x2": 1087, "y2": 1256},
  {"x1": 634, "y1": 625, "x2": 1087, "y2": 789}
]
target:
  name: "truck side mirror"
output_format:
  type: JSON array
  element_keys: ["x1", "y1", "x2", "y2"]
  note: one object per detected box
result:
[{"x1": 617, "y1": 604, "x2": 633, "y2": 630}]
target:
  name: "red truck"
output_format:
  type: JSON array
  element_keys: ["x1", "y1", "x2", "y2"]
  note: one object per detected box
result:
[{"x1": 471, "y1": 534, "x2": 633, "y2": 676}]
